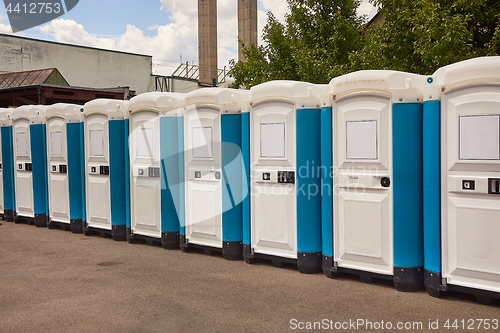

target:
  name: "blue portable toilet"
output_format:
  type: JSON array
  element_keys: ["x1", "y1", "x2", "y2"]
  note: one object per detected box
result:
[
  {"x1": 423, "y1": 56, "x2": 500, "y2": 304},
  {"x1": 322, "y1": 71, "x2": 425, "y2": 291},
  {"x1": 82, "y1": 99, "x2": 130, "y2": 241},
  {"x1": 127, "y1": 92, "x2": 184, "y2": 249},
  {"x1": 180, "y1": 88, "x2": 250, "y2": 260},
  {"x1": 11, "y1": 105, "x2": 49, "y2": 227},
  {"x1": 160, "y1": 93, "x2": 186, "y2": 250},
  {"x1": 45, "y1": 103, "x2": 85, "y2": 233},
  {"x1": 0, "y1": 108, "x2": 15, "y2": 222},
  {"x1": 245, "y1": 81, "x2": 323, "y2": 273}
]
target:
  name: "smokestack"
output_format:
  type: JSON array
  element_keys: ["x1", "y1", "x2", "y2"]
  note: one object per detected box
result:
[
  {"x1": 198, "y1": 0, "x2": 218, "y2": 86},
  {"x1": 238, "y1": 0, "x2": 258, "y2": 62}
]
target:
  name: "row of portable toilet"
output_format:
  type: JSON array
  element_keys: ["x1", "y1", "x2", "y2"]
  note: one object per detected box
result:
[{"x1": 1, "y1": 56, "x2": 499, "y2": 304}]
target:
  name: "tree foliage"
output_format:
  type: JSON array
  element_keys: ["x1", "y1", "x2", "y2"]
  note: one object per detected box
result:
[
  {"x1": 349, "y1": 0, "x2": 500, "y2": 74},
  {"x1": 229, "y1": 0, "x2": 500, "y2": 87},
  {"x1": 229, "y1": 0, "x2": 365, "y2": 89}
]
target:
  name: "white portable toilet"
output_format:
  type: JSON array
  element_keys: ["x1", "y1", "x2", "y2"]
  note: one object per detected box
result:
[
  {"x1": 322, "y1": 71, "x2": 425, "y2": 291},
  {"x1": 181, "y1": 88, "x2": 250, "y2": 260},
  {"x1": 45, "y1": 103, "x2": 85, "y2": 233},
  {"x1": 11, "y1": 105, "x2": 49, "y2": 227},
  {"x1": 0, "y1": 108, "x2": 15, "y2": 222},
  {"x1": 127, "y1": 92, "x2": 184, "y2": 249},
  {"x1": 245, "y1": 81, "x2": 323, "y2": 273},
  {"x1": 82, "y1": 99, "x2": 130, "y2": 241},
  {"x1": 423, "y1": 56, "x2": 500, "y2": 304}
]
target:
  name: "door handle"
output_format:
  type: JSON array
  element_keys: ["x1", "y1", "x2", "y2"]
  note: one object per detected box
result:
[{"x1": 380, "y1": 177, "x2": 390, "y2": 188}]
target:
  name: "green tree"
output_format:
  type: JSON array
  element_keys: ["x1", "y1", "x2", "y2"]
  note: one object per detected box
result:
[
  {"x1": 349, "y1": 0, "x2": 500, "y2": 74},
  {"x1": 229, "y1": 0, "x2": 365, "y2": 89}
]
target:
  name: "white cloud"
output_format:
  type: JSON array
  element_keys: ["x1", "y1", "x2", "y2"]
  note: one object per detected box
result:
[
  {"x1": 39, "y1": 19, "x2": 117, "y2": 49},
  {"x1": 160, "y1": 0, "x2": 197, "y2": 17},
  {"x1": 358, "y1": 0, "x2": 378, "y2": 21},
  {"x1": 259, "y1": 0, "x2": 288, "y2": 23},
  {"x1": 217, "y1": 0, "x2": 238, "y2": 64},
  {"x1": 37, "y1": 0, "x2": 375, "y2": 76}
]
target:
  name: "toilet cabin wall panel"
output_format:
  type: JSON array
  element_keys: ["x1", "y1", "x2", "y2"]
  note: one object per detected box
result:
[
  {"x1": 320, "y1": 106, "x2": 333, "y2": 259},
  {"x1": 160, "y1": 115, "x2": 184, "y2": 235},
  {"x1": 31, "y1": 122, "x2": 49, "y2": 221},
  {"x1": 67, "y1": 121, "x2": 86, "y2": 224},
  {"x1": 109, "y1": 118, "x2": 130, "y2": 230},
  {"x1": 220, "y1": 113, "x2": 246, "y2": 243},
  {"x1": 0, "y1": 128, "x2": 3, "y2": 215},
  {"x1": 423, "y1": 99, "x2": 442, "y2": 277},
  {"x1": 1, "y1": 123, "x2": 15, "y2": 217},
  {"x1": 240, "y1": 111, "x2": 251, "y2": 247},
  {"x1": 296, "y1": 108, "x2": 322, "y2": 255}
]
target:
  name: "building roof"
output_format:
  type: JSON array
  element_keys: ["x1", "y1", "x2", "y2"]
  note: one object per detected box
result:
[
  {"x1": 0, "y1": 68, "x2": 69, "y2": 89},
  {"x1": 0, "y1": 84, "x2": 128, "y2": 108},
  {"x1": 0, "y1": 33, "x2": 152, "y2": 59}
]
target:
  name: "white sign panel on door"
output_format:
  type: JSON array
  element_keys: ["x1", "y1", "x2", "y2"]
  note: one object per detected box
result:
[
  {"x1": 136, "y1": 127, "x2": 154, "y2": 158},
  {"x1": 346, "y1": 120, "x2": 378, "y2": 160},
  {"x1": 51, "y1": 131, "x2": 63, "y2": 156},
  {"x1": 459, "y1": 115, "x2": 500, "y2": 160},
  {"x1": 193, "y1": 127, "x2": 213, "y2": 158},
  {"x1": 16, "y1": 132, "x2": 28, "y2": 156},
  {"x1": 260, "y1": 123, "x2": 285, "y2": 158},
  {"x1": 90, "y1": 130, "x2": 104, "y2": 157}
]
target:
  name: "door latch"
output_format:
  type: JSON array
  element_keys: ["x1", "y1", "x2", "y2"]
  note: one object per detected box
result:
[
  {"x1": 277, "y1": 171, "x2": 295, "y2": 184},
  {"x1": 99, "y1": 165, "x2": 109, "y2": 175},
  {"x1": 489, "y1": 178, "x2": 500, "y2": 195},
  {"x1": 148, "y1": 167, "x2": 160, "y2": 178}
]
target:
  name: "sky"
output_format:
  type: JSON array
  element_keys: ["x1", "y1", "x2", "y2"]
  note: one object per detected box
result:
[{"x1": 0, "y1": 0, "x2": 377, "y2": 76}]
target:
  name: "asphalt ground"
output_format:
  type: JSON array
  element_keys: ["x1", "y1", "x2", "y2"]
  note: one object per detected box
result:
[{"x1": 1, "y1": 221, "x2": 499, "y2": 333}]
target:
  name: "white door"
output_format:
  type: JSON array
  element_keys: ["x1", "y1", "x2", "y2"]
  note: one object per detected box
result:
[
  {"x1": 130, "y1": 111, "x2": 161, "y2": 238},
  {"x1": 251, "y1": 101, "x2": 297, "y2": 259},
  {"x1": 85, "y1": 114, "x2": 111, "y2": 230},
  {"x1": 184, "y1": 106, "x2": 222, "y2": 248},
  {"x1": 13, "y1": 119, "x2": 34, "y2": 218},
  {"x1": 47, "y1": 118, "x2": 70, "y2": 224},
  {"x1": 442, "y1": 84, "x2": 500, "y2": 293},
  {"x1": 333, "y1": 94, "x2": 393, "y2": 275}
]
